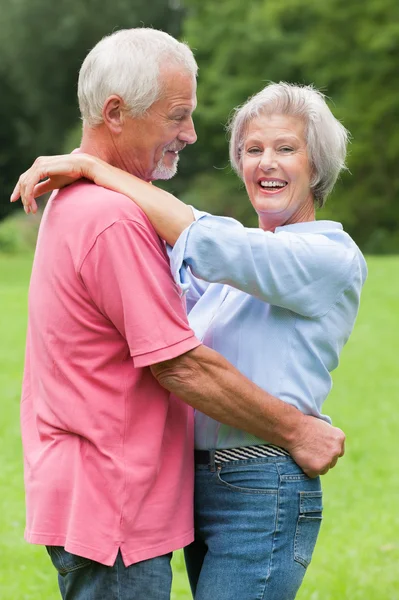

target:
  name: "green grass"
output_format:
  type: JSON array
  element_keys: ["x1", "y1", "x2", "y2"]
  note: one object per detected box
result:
[{"x1": 1, "y1": 254, "x2": 398, "y2": 599}]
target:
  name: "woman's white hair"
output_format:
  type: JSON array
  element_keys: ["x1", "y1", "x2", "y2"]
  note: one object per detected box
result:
[
  {"x1": 78, "y1": 28, "x2": 198, "y2": 127},
  {"x1": 228, "y1": 82, "x2": 350, "y2": 207}
]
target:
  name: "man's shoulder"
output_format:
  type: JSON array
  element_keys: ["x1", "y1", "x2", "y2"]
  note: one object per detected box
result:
[{"x1": 57, "y1": 180, "x2": 151, "y2": 229}]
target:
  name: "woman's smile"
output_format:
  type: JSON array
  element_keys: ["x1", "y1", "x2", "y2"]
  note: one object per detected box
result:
[{"x1": 257, "y1": 177, "x2": 288, "y2": 193}]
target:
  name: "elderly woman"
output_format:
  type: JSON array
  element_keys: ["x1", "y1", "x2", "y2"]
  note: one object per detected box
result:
[{"x1": 13, "y1": 82, "x2": 367, "y2": 600}]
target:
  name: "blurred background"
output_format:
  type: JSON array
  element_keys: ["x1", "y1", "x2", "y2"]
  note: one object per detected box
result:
[
  {"x1": 1, "y1": 0, "x2": 399, "y2": 598},
  {"x1": 1, "y1": 0, "x2": 399, "y2": 250}
]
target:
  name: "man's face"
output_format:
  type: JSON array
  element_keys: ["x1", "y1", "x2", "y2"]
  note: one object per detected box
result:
[{"x1": 117, "y1": 66, "x2": 197, "y2": 181}]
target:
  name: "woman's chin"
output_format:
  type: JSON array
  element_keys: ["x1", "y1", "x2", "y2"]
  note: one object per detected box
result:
[
  {"x1": 251, "y1": 194, "x2": 287, "y2": 213},
  {"x1": 253, "y1": 201, "x2": 287, "y2": 220}
]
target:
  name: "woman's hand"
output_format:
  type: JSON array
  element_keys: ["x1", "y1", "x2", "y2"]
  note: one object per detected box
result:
[
  {"x1": 10, "y1": 154, "x2": 98, "y2": 214},
  {"x1": 10, "y1": 152, "x2": 194, "y2": 245}
]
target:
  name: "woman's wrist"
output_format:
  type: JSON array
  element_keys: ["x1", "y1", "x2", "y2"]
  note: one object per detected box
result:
[{"x1": 80, "y1": 154, "x2": 101, "y2": 181}]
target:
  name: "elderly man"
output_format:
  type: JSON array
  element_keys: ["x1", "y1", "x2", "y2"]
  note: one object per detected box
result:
[{"x1": 20, "y1": 28, "x2": 345, "y2": 600}]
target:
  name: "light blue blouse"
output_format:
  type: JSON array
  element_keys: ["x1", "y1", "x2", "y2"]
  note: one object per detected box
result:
[{"x1": 169, "y1": 210, "x2": 367, "y2": 450}]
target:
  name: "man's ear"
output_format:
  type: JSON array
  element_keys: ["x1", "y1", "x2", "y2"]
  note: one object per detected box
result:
[{"x1": 102, "y1": 95, "x2": 125, "y2": 134}]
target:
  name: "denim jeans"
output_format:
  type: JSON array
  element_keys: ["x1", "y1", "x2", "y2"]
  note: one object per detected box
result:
[
  {"x1": 185, "y1": 454, "x2": 322, "y2": 600},
  {"x1": 46, "y1": 547, "x2": 172, "y2": 600}
]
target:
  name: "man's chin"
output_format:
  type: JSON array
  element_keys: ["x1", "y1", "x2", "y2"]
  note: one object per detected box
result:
[
  {"x1": 151, "y1": 156, "x2": 179, "y2": 181},
  {"x1": 151, "y1": 167, "x2": 177, "y2": 181}
]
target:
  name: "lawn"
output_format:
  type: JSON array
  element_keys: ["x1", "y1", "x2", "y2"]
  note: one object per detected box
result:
[{"x1": 1, "y1": 254, "x2": 398, "y2": 599}]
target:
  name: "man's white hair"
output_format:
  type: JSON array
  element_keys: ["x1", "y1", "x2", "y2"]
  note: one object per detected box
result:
[
  {"x1": 228, "y1": 82, "x2": 350, "y2": 207},
  {"x1": 78, "y1": 28, "x2": 198, "y2": 127}
]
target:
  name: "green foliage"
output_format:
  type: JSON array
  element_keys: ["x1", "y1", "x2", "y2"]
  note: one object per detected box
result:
[
  {"x1": 0, "y1": 212, "x2": 41, "y2": 254},
  {"x1": 0, "y1": 68, "x2": 33, "y2": 221}
]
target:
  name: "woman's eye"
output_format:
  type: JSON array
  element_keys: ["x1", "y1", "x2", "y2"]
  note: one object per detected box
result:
[
  {"x1": 246, "y1": 147, "x2": 261, "y2": 155},
  {"x1": 279, "y1": 146, "x2": 294, "y2": 153}
]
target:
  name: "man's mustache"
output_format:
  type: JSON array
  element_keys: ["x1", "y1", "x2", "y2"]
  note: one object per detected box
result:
[{"x1": 164, "y1": 143, "x2": 186, "y2": 153}]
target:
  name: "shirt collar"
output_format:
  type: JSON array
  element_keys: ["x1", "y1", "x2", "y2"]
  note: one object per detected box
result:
[{"x1": 275, "y1": 220, "x2": 343, "y2": 234}]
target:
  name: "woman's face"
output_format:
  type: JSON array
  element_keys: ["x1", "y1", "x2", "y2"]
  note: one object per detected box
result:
[{"x1": 241, "y1": 113, "x2": 315, "y2": 231}]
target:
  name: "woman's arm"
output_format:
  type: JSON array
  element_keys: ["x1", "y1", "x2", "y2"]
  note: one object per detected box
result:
[
  {"x1": 11, "y1": 153, "x2": 358, "y2": 318},
  {"x1": 11, "y1": 153, "x2": 194, "y2": 246},
  {"x1": 11, "y1": 152, "x2": 211, "y2": 306},
  {"x1": 171, "y1": 215, "x2": 361, "y2": 318}
]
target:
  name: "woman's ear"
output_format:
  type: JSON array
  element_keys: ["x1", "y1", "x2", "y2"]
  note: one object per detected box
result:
[{"x1": 102, "y1": 95, "x2": 125, "y2": 134}]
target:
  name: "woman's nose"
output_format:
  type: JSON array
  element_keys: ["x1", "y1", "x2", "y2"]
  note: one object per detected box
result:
[{"x1": 259, "y1": 150, "x2": 277, "y2": 171}]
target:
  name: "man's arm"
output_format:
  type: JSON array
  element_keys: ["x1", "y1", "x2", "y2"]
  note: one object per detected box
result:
[
  {"x1": 77, "y1": 211, "x2": 344, "y2": 478},
  {"x1": 151, "y1": 345, "x2": 345, "y2": 478}
]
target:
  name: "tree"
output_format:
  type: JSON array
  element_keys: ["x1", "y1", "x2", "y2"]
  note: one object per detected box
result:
[{"x1": 0, "y1": 68, "x2": 33, "y2": 220}]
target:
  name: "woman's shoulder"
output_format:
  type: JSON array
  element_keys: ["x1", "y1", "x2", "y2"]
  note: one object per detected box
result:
[{"x1": 275, "y1": 219, "x2": 363, "y2": 266}]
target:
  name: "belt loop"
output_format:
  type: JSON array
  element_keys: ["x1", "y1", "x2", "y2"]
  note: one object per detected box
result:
[{"x1": 209, "y1": 449, "x2": 216, "y2": 472}]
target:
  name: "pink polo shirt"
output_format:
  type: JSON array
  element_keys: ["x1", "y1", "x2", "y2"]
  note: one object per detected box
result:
[{"x1": 21, "y1": 180, "x2": 201, "y2": 566}]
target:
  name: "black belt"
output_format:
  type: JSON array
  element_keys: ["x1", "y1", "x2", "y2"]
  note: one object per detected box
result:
[{"x1": 195, "y1": 443, "x2": 289, "y2": 465}]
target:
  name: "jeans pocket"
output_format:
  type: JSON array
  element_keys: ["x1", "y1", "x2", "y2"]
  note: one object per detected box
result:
[
  {"x1": 294, "y1": 491, "x2": 323, "y2": 568},
  {"x1": 216, "y1": 463, "x2": 278, "y2": 494},
  {"x1": 46, "y1": 546, "x2": 93, "y2": 576}
]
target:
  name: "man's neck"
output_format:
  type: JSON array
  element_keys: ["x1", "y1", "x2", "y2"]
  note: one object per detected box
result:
[
  {"x1": 79, "y1": 124, "x2": 150, "y2": 182},
  {"x1": 80, "y1": 125, "x2": 116, "y2": 165}
]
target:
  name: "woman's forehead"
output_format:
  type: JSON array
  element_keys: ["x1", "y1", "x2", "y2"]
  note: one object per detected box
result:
[{"x1": 243, "y1": 114, "x2": 306, "y2": 145}]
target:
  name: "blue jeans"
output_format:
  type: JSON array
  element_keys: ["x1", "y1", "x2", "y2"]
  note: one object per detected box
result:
[
  {"x1": 46, "y1": 547, "x2": 172, "y2": 600},
  {"x1": 185, "y1": 454, "x2": 322, "y2": 600}
]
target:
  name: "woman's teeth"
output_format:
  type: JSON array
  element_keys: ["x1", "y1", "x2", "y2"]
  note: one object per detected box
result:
[{"x1": 260, "y1": 181, "x2": 287, "y2": 188}]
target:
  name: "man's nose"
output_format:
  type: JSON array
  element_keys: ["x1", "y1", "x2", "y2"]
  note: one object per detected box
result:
[{"x1": 179, "y1": 117, "x2": 197, "y2": 145}]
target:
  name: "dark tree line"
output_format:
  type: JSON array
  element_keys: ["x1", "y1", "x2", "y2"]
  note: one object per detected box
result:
[{"x1": 1, "y1": 0, "x2": 399, "y2": 252}]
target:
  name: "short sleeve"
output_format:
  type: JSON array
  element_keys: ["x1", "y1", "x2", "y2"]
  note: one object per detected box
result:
[{"x1": 80, "y1": 219, "x2": 200, "y2": 367}]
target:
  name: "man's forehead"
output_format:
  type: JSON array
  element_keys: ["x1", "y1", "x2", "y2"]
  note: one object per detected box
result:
[{"x1": 163, "y1": 83, "x2": 197, "y2": 111}]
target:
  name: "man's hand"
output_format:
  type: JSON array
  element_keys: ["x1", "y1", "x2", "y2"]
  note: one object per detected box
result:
[{"x1": 286, "y1": 414, "x2": 346, "y2": 478}]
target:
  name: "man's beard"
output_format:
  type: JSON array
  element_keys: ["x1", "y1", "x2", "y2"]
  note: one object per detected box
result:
[
  {"x1": 151, "y1": 153, "x2": 179, "y2": 180},
  {"x1": 151, "y1": 143, "x2": 184, "y2": 180}
]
